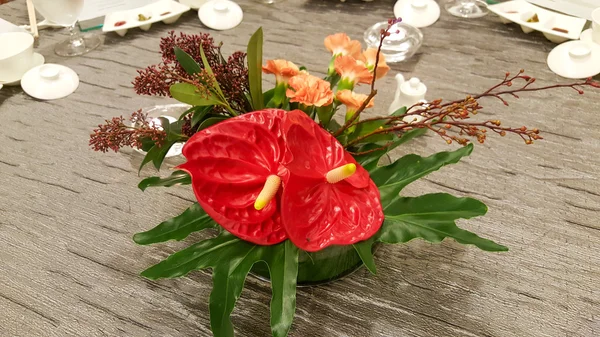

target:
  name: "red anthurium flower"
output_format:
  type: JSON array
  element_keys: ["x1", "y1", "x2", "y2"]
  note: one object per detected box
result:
[
  {"x1": 178, "y1": 109, "x2": 289, "y2": 245},
  {"x1": 280, "y1": 110, "x2": 384, "y2": 252}
]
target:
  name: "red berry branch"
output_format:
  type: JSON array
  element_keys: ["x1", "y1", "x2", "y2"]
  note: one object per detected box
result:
[
  {"x1": 89, "y1": 110, "x2": 168, "y2": 153},
  {"x1": 345, "y1": 73, "x2": 599, "y2": 154},
  {"x1": 333, "y1": 20, "x2": 600, "y2": 155},
  {"x1": 133, "y1": 31, "x2": 251, "y2": 113}
]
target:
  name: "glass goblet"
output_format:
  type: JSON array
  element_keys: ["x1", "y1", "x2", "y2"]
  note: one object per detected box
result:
[
  {"x1": 444, "y1": 0, "x2": 489, "y2": 18},
  {"x1": 31, "y1": 0, "x2": 101, "y2": 56}
]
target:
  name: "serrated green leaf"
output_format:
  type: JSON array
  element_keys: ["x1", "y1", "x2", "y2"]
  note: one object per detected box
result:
[
  {"x1": 133, "y1": 203, "x2": 215, "y2": 245},
  {"x1": 210, "y1": 245, "x2": 261, "y2": 337},
  {"x1": 267, "y1": 240, "x2": 299, "y2": 337},
  {"x1": 170, "y1": 83, "x2": 223, "y2": 106},
  {"x1": 174, "y1": 46, "x2": 202, "y2": 75},
  {"x1": 353, "y1": 237, "x2": 376, "y2": 274},
  {"x1": 371, "y1": 144, "x2": 473, "y2": 209},
  {"x1": 141, "y1": 232, "x2": 248, "y2": 279},
  {"x1": 199, "y1": 116, "x2": 228, "y2": 130},
  {"x1": 137, "y1": 170, "x2": 191, "y2": 191},
  {"x1": 247, "y1": 28, "x2": 264, "y2": 110},
  {"x1": 141, "y1": 232, "x2": 300, "y2": 337},
  {"x1": 379, "y1": 193, "x2": 507, "y2": 252}
]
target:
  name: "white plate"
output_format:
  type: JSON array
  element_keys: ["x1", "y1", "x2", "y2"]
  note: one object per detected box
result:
[
  {"x1": 488, "y1": 0, "x2": 586, "y2": 43},
  {"x1": 547, "y1": 40, "x2": 600, "y2": 79},
  {"x1": 21, "y1": 64, "x2": 79, "y2": 100},
  {"x1": 0, "y1": 52, "x2": 45, "y2": 86},
  {"x1": 102, "y1": 0, "x2": 191, "y2": 36}
]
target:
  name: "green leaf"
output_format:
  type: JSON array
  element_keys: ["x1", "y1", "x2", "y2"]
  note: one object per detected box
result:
[
  {"x1": 174, "y1": 46, "x2": 201, "y2": 75},
  {"x1": 199, "y1": 46, "x2": 225, "y2": 99},
  {"x1": 267, "y1": 241, "x2": 299, "y2": 337},
  {"x1": 170, "y1": 83, "x2": 223, "y2": 106},
  {"x1": 210, "y1": 245, "x2": 261, "y2": 337},
  {"x1": 137, "y1": 170, "x2": 191, "y2": 191},
  {"x1": 327, "y1": 119, "x2": 342, "y2": 133},
  {"x1": 353, "y1": 237, "x2": 377, "y2": 274},
  {"x1": 371, "y1": 144, "x2": 473, "y2": 209},
  {"x1": 347, "y1": 118, "x2": 398, "y2": 145},
  {"x1": 133, "y1": 203, "x2": 215, "y2": 245},
  {"x1": 138, "y1": 139, "x2": 177, "y2": 173},
  {"x1": 390, "y1": 106, "x2": 407, "y2": 117},
  {"x1": 379, "y1": 193, "x2": 508, "y2": 252},
  {"x1": 263, "y1": 88, "x2": 275, "y2": 107},
  {"x1": 141, "y1": 234, "x2": 301, "y2": 337},
  {"x1": 157, "y1": 117, "x2": 186, "y2": 142},
  {"x1": 266, "y1": 83, "x2": 287, "y2": 108},
  {"x1": 141, "y1": 232, "x2": 248, "y2": 279},
  {"x1": 139, "y1": 137, "x2": 156, "y2": 152},
  {"x1": 354, "y1": 128, "x2": 427, "y2": 172},
  {"x1": 199, "y1": 116, "x2": 228, "y2": 130},
  {"x1": 247, "y1": 27, "x2": 264, "y2": 110},
  {"x1": 316, "y1": 105, "x2": 335, "y2": 127},
  {"x1": 348, "y1": 119, "x2": 386, "y2": 141},
  {"x1": 191, "y1": 106, "x2": 212, "y2": 127},
  {"x1": 152, "y1": 141, "x2": 177, "y2": 171},
  {"x1": 178, "y1": 105, "x2": 200, "y2": 120}
]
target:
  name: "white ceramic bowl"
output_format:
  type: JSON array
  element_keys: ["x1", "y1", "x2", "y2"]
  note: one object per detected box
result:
[{"x1": 0, "y1": 32, "x2": 34, "y2": 82}]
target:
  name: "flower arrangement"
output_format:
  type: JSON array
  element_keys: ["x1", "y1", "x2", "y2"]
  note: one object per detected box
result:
[{"x1": 90, "y1": 19, "x2": 599, "y2": 337}]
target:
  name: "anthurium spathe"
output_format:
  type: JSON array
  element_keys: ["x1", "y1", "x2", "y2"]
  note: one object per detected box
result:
[
  {"x1": 280, "y1": 110, "x2": 384, "y2": 252},
  {"x1": 178, "y1": 109, "x2": 289, "y2": 245}
]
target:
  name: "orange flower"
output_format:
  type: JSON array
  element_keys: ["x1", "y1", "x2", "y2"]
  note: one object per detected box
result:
[
  {"x1": 262, "y1": 59, "x2": 300, "y2": 84},
  {"x1": 286, "y1": 74, "x2": 334, "y2": 107},
  {"x1": 360, "y1": 48, "x2": 390, "y2": 80},
  {"x1": 334, "y1": 55, "x2": 373, "y2": 85},
  {"x1": 336, "y1": 90, "x2": 374, "y2": 111},
  {"x1": 324, "y1": 33, "x2": 362, "y2": 58}
]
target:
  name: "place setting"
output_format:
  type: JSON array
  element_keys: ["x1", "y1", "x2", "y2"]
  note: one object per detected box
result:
[
  {"x1": 0, "y1": 0, "x2": 100, "y2": 99},
  {"x1": 0, "y1": 0, "x2": 253, "y2": 100}
]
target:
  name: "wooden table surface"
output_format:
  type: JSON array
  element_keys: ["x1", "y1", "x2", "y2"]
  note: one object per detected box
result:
[{"x1": 1, "y1": 1, "x2": 599, "y2": 336}]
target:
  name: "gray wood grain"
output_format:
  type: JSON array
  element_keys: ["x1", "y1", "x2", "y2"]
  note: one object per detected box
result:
[{"x1": 1, "y1": 1, "x2": 599, "y2": 336}]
